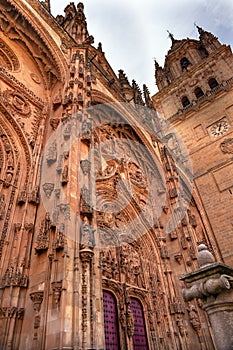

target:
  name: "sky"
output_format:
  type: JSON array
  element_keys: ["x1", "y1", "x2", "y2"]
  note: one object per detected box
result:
[{"x1": 50, "y1": 0, "x2": 233, "y2": 94}]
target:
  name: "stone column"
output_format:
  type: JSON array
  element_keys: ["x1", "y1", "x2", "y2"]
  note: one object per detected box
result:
[
  {"x1": 180, "y1": 245, "x2": 233, "y2": 350},
  {"x1": 79, "y1": 248, "x2": 94, "y2": 350}
]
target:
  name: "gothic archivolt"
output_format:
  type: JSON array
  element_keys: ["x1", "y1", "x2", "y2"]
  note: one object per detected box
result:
[{"x1": 0, "y1": 0, "x2": 68, "y2": 87}]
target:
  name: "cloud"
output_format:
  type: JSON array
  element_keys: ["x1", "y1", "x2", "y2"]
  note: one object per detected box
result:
[{"x1": 50, "y1": 0, "x2": 233, "y2": 93}]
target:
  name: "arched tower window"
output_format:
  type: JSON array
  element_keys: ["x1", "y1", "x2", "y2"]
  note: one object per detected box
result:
[
  {"x1": 208, "y1": 78, "x2": 218, "y2": 89},
  {"x1": 103, "y1": 291, "x2": 120, "y2": 349},
  {"x1": 181, "y1": 96, "x2": 190, "y2": 107},
  {"x1": 180, "y1": 57, "x2": 191, "y2": 70},
  {"x1": 198, "y1": 45, "x2": 209, "y2": 59},
  {"x1": 130, "y1": 298, "x2": 149, "y2": 350},
  {"x1": 194, "y1": 87, "x2": 204, "y2": 99}
]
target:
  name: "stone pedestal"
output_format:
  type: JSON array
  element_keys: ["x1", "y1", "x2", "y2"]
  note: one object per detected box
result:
[
  {"x1": 180, "y1": 246, "x2": 233, "y2": 350},
  {"x1": 203, "y1": 288, "x2": 233, "y2": 350}
]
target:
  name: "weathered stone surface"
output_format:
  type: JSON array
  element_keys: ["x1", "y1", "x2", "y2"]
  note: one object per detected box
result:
[{"x1": 0, "y1": 2, "x2": 232, "y2": 350}]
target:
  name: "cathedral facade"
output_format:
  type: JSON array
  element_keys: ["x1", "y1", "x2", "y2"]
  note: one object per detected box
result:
[{"x1": 0, "y1": 1, "x2": 232, "y2": 349}]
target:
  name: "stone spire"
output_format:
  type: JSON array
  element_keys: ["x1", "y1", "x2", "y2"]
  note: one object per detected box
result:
[
  {"x1": 167, "y1": 30, "x2": 176, "y2": 44},
  {"x1": 154, "y1": 59, "x2": 169, "y2": 91},
  {"x1": 118, "y1": 70, "x2": 133, "y2": 101},
  {"x1": 154, "y1": 58, "x2": 160, "y2": 70},
  {"x1": 118, "y1": 69, "x2": 130, "y2": 88},
  {"x1": 143, "y1": 84, "x2": 153, "y2": 109},
  {"x1": 195, "y1": 24, "x2": 221, "y2": 51},
  {"x1": 196, "y1": 25, "x2": 215, "y2": 41},
  {"x1": 60, "y1": 2, "x2": 94, "y2": 45},
  {"x1": 40, "y1": 0, "x2": 51, "y2": 12},
  {"x1": 132, "y1": 80, "x2": 145, "y2": 106},
  {"x1": 167, "y1": 30, "x2": 184, "y2": 53}
]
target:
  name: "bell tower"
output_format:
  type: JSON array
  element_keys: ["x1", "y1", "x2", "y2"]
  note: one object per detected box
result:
[{"x1": 152, "y1": 27, "x2": 233, "y2": 266}]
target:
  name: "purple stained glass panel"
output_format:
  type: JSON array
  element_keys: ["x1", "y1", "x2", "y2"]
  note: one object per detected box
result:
[
  {"x1": 103, "y1": 290, "x2": 120, "y2": 350},
  {"x1": 130, "y1": 298, "x2": 149, "y2": 350}
]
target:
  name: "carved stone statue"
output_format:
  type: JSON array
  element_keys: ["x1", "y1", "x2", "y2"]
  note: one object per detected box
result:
[
  {"x1": 80, "y1": 216, "x2": 95, "y2": 249},
  {"x1": 126, "y1": 307, "x2": 134, "y2": 338},
  {"x1": 80, "y1": 186, "x2": 92, "y2": 213},
  {"x1": 187, "y1": 305, "x2": 201, "y2": 333},
  {"x1": 46, "y1": 141, "x2": 57, "y2": 164}
]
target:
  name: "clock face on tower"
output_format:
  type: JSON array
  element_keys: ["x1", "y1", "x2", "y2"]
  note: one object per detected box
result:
[{"x1": 209, "y1": 119, "x2": 229, "y2": 136}]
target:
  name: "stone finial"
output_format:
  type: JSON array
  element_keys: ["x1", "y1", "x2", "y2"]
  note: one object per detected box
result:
[
  {"x1": 197, "y1": 244, "x2": 215, "y2": 268},
  {"x1": 118, "y1": 69, "x2": 130, "y2": 86},
  {"x1": 167, "y1": 30, "x2": 175, "y2": 43},
  {"x1": 62, "y1": 2, "x2": 90, "y2": 44},
  {"x1": 154, "y1": 59, "x2": 160, "y2": 70},
  {"x1": 40, "y1": 0, "x2": 51, "y2": 12},
  {"x1": 132, "y1": 80, "x2": 144, "y2": 106},
  {"x1": 143, "y1": 84, "x2": 153, "y2": 109},
  {"x1": 195, "y1": 24, "x2": 204, "y2": 36}
]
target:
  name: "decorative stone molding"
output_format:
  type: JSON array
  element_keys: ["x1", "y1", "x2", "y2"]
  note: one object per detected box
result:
[
  {"x1": 30, "y1": 291, "x2": 44, "y2": 312},
  {"x1": 0, "y1": 67, "x2": 44, "y2": 107},
  {"x1": 0, "y1": 307, "x2": 24, "y2": 319},
  {"x1": 17, "y1": 190, "x2": 27, "y2": 205},
  {"x1": 0, "y1": 264, "x2": 28, "y2": 288},
  {"x1": 0, "y1": 38, "x2": 20, "y2": 71},
  {"x1": 51, "y1": 281, "x2": 63, "y2": 304},
  {"x1": 42, "y1": 183, "x2": 54, "y2": 198},
  {"x1": 79, "y1": 248, "x2": 94, "y2": 264}
]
